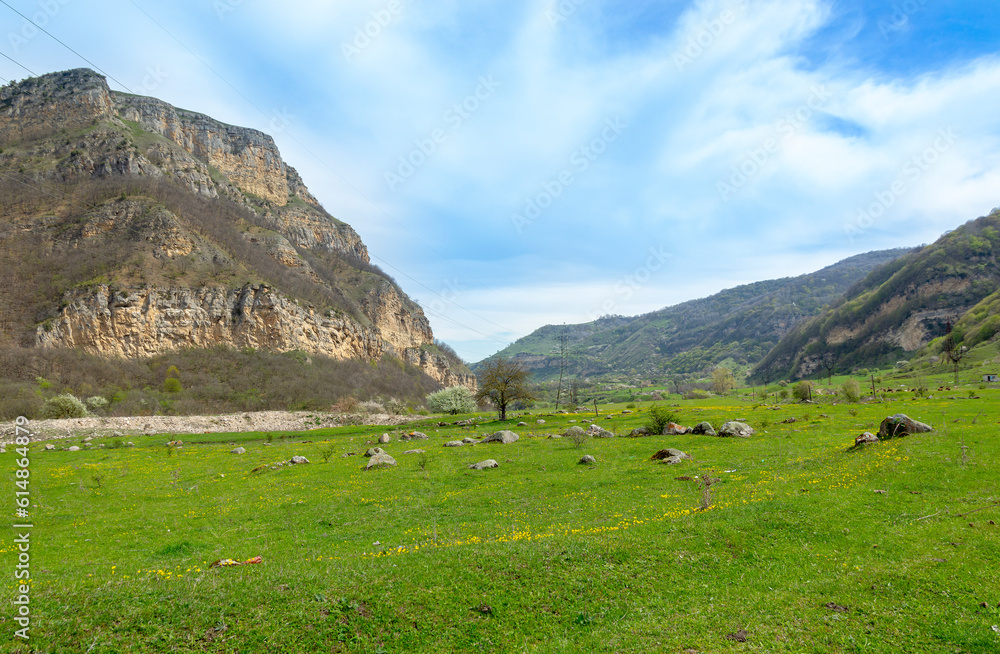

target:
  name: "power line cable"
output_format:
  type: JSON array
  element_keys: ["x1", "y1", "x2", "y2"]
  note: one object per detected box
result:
[
  {"x1": 0, "y1": 0, "x2": 134, "y2": 93},
  {"x1": 124, "y1": 0, "x2": 523, "y2": 340},
  {"x1": 0, "y1": 50, "x2": 35, "y2": 77}
]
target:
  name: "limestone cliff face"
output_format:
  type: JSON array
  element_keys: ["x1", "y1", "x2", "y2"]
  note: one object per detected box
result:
[
  {"x1": 0, "y1": 68, "x2": 115, "y2": 146},
  {"x1": 37, "y1": 285, "x2": 386, "y2": 360},
  {"x1": 115, "y1": 94, "x2": 290, "y2": 206},
  {"x1": 2, "y1": 69, "x2": 474, "y2": 390}
]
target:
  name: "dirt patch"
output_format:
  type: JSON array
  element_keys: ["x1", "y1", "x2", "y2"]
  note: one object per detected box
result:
[{"x1": 0, "y1": 411, "x2": 423, "y2": 443}]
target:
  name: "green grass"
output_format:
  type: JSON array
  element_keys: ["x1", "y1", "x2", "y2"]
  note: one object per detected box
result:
[{"x1": 3, "y1": 393, "x2": 999, "y2": 652}]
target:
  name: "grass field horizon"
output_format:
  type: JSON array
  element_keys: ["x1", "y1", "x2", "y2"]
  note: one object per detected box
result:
[{"x1": 3, "y1": 383, "x2": 999, "y2": 652}]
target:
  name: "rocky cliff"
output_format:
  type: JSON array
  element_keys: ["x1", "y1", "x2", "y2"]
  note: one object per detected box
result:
[{"x1": 0, "y1": 69, "x2": 473, "y2": 390}]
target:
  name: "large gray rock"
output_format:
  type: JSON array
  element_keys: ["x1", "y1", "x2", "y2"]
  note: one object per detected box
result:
[
  {"x1": 628, "y1": 427, "x2": 650, "y2": 437},
  {"x1": 651, "y1": 448, "x2": 691, "y2": 465},
  {"x1": 402, "y1": 449, "x2": 425, "y2": 455},
  {"x1": 663, "y1": 422, "x2": 691, "y2": 435},
  {"x1": 401, "y1": 431, "x2": 429, "y2": 441},
  {"x1": 691, "y1": 422, "x2": 716, "y2": 436},
  {"x1": 878, "y1": 414, "x2": 932, "y2": 439},
  {"x1": 443, "y1": 440, "x2": 464, "y2": 447},
  {"x1": 587, "y1": 424, "x2": 614, "y2": 438},
  {"x1": 365, "y1": 453, "x2": 397, "y2": 470},
  {"x1": 579, "y1": 455, "x2": 597, "y2": 465},
  {"x1": 44, "y1": 443, "x2": 55, "y2": 451},
  {"x1": 562, "y1": 426, "x2": 586, "y2": 438},
  {"x1": 854, "y1": 432, "x2": 879, "y2": 447},
  {"x1": 469, "y1": 459, "x2": 499, "y2": 470},
  {"x1": 289, "y1": 456, "x2": 309, "y2": 464},
  {"x1": 483, "y1": 430, "x2": 519, "y2": 444},
  {"x1": 462, "y1": 437, "x2": 477, "y2": 444},
  {"x1": 718, "y1": 421, "x2": 754, "y2": 438},
  {"x1": 231, "y1": 447, "x2": 246, "y2": 454},
  {"x1": 67, "y1": 446, "x2": 80, "y2": 452},
  {"x1": 364, "y1": 447, "x2": 385, "y2": 457},
  {"x1": 377, "y1": 434, "x2": 391, "y2": 444}
]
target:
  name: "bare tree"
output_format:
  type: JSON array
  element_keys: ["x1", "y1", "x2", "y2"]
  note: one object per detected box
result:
[
  {"x1": 942, "y1": 328, "x2": 967, "y2": 385},
  {"x1": 820, "y1": 352, "x2": 836, "y2": 386},
  {"x1": 475, "y1": 357, "x2": 534, "y2": 421}
]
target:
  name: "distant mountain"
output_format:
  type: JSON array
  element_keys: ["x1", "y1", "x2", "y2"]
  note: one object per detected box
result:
[
  {"x1": 478, "y1": 248, "x2": 912, "y2": 381},
  {"x1": 754, "y1": 210, "x2": 1000, "y2": 381}
]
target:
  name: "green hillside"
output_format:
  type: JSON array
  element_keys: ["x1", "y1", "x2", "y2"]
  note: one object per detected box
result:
[{"x1": 479, "y1": 249, "x2": 911, "y2": 381}]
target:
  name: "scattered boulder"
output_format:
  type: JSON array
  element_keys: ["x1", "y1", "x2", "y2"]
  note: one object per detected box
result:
[
  {"x1": 622, "y1": 410, "x2": 634, "y2": 414},
  {"x1": 462, "y1": 437, "x2": 477, "y2": 444},
  {"x1": 854, "y1": 432, "x2": 879, "y2": 447},
  {"x1": 547, "y1": 434, "x2": 562, "y2": 439},
  {"x1": 126, "y1": 442, "x2": 135, "y2": 447},
  {"x1": 579, "y1": 455, "x2": 597, "y2": 465},
  {"x1": 562, "y1": 426, "x2": 586, "y2": 438},
  {"x1": 718, "y1": 421, "x2": 754, "y2": 438},
  {"x1": 68, "y1": 446, "x2": 80, "y2": 452},
  {"x1": 401, "y1": 431, "x2": 429, "y2": 441},
  {"x1": 586, "y1": 424, "x2": 614, "y2": 438},
  {"x1": 690, "y1": 422, "x2": 716, "y2": 436},
  {"x1": 483, "y1": 431, "x2": 519, "y2": 444},
  {"x1": 365, "y1": 453, "x2": 397, "y2": 470},
  {"x1": 536, "y1": 419, "x2": 546, "y2": 424},
  {"x1": 664, "y1": 422, "x2": 690, "y2": 435},
  {"x1": 878, "y1": 414, "x2": 932, "y2": 439},
  {"x1": 443, "y1": 441, "x2": 464, "y2": 447},
  {"x1": 402, "y1": 449, "x2": 425, "y2": 455},
  {"x1": 378, "y1": 434, "x2": 391, "y2": 444},
  {"x1": 231, "y1": 447, "x2": 247, "y2": 455},
  {"x1": 469, "y1": 459, "x2": 499, "y2": 470},
  {"x1": 650, "y1": 448, "x2": 691, "y2": 465},
  {"x1": 782, "y1": 417, "x2": 798, "y2": 424},
  {"x1": 289, "y1": 456, "x2": 310, "y2": 465},
  {"x1": 628, "y1": 427, "x2": 650, "y2": 437},
  {"x1": 44, "y1": 444, "x2": 55, "y2": 451},
  {"x1": 517, "y1": 421, "x2": 528, "y2": 427},
  {"x1": 364, "y1": 447, "x2": 385, "y2": 457}
]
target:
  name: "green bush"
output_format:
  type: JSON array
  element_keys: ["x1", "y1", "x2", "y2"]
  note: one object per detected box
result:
[
  {"x1": 85, "y1": 396, "x2": 109, "y2": 411},
  {"x1": 792, "y1": 381, "x2": 814, "y2": 402},
  {"x1": 163, "y1": 377, "x2": 182, "y2": 393},
  {"x1": 426, "y1": 386, "x2": 477, "y2": 415},
  {"x1": 41, "y1": 393, "x2": 89, "y2": 419},
  {"x1": 684, "y1": 389, "x2": 710, "y2": 400},
  {"x1": 645, "y1": 406, "x2": 679, "y2": 435},
  {"x1": 840, "y1": 379, "x2": 861, "y2": 403}
]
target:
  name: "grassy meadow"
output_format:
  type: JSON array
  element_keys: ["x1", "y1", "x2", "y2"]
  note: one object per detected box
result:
[{"x1": 3, "y1": 389, "x2": 999, "y2": 653}]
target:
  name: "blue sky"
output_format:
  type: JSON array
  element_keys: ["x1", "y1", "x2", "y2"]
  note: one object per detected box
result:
[{"x1": 3, "y1": 0, "x2": 1000, "y2": 363}]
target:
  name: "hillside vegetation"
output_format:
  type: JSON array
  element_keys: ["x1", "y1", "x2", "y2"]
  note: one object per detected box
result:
[
  {"x1": 481, "y1": 249, "x2": 911, "y2": 381},
  {"x1": 755, "y1": 211, "x2": 1000, "y2": 381}
]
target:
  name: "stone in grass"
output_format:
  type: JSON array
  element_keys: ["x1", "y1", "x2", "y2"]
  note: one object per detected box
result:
[
  {"x1": 403, "y1": 449, "x2": 425, "y2": 455},
  {"x1": 44, "y1": 444, "x2": 55, "y2": 451},
  {"x1": 482, "y1": 431, "x2": 519, "y2": 444},
  {"x1": 579, "y1": 455, "x2": 597, "y2": 465},
  {"x1": 231, "y1": 447, "x2": 247, "y2": 455},
  {"x1": 462, "y1": 437, "x2": 477, "y2": 444},
  {"x1": 690, "y1": 422, "x2": 716, "y2": 436},
  {"x1": 547, "y1": 434, "x2": 562, "y2": 439},
  {"x1": 718, "y1": 421, "x2": 754, "y2": 438},
  {"x1": 878, "y1": 414, "x2": 932, "y2": 439},
  {"x1": 664, "y1": 422, "x2": 691, "y2": 436},
  {"x1": 401, "y1": 431, "x2": 429, "y2": 441},
  {"x1": 443, "y1": 441, "x2": 464, "y2": 447},
  {"x1": 854, "y1": 432, "x2": 879, "y2": 447},
  {"x1": 378, "y1": 433, "x2": 391, "y2": 444},
  {"x1": 364, "y1": 447, "x2": 385, "y2": 457},
  {"x1": 289, "y1": 456, "x2": 310, "y2": 465},
  {"x1": 468, "y1": 459, "x2": 499, "y2": 470},
  {"x1": 587, "y1": 424, "x2": 614, "y2": 438},
  {"x1": 628, "y1": 427, "x2": 650, "y2": 437},
  {"x1": 517, "y1": 421, "x2": 528, "y2": 427},
  {"x1": 365, "y1": 453, "x2": 397, "y2": 470},
  {"x1": 650, "y1": 448, "x2": 691, "y2": 465},
  {"x1": 68, "y1": 446, "x2": 80, "y2": 451},
  {"x1": 562, "y1": 426, "x2": 586, "y2": 438}
]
